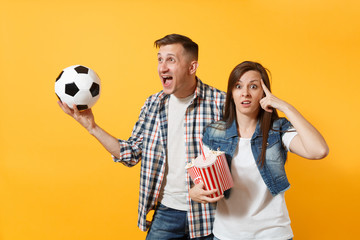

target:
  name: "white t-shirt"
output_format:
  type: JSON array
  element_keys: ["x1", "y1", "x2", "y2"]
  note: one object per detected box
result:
[
  {"x1": 213, "y1": 130, "x2": 297, "y2": 240},
  {"x1": 159, "y1": 94, "x2": 194, "y2": 211}
]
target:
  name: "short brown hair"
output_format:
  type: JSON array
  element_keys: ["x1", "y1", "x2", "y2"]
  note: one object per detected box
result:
[{"x1": 154, "y1": 34, "x2": 198, "y2": 60}]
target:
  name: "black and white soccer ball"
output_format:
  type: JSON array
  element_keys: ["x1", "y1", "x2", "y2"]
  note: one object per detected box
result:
[{"x1": 55, "y1": 65, "x2": 101, "y2": 110}]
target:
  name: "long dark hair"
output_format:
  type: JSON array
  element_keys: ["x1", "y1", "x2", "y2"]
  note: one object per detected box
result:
[{"x1": 223, "y1": 61, "x2": 279, "y2": 167}]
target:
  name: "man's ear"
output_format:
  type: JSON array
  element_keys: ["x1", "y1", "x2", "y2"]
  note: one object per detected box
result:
[{"x1": 189, "y1": 61, "x2": 199, "y2": 75}]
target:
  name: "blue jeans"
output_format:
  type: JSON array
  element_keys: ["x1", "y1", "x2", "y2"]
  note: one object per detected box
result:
[{"x1": 146, "y1": 203, "x2": 213, "y2": 240}]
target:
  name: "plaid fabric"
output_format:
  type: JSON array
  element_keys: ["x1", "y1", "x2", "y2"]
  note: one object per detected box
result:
[{"x1": 113, "y1": 78, "x2": 226, "y2": 238}]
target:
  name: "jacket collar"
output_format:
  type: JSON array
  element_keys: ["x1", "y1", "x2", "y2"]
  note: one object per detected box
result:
[
  {"x1": 253, "y1": 120, "x2": 262, "y2": 138},
  {"x1": 225, "y1": 120, "x2": 238, "y2": 139}
]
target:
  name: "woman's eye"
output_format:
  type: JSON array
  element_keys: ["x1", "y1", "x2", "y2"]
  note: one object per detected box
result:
[
  {"x1": 250, "y1": 84, "x2": 258, "y2": 89},
  {"x1": 235, "y1": 85, "x2": 241, "y2": 89}
]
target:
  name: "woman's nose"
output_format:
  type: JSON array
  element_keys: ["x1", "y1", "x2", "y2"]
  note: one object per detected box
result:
[{"x1": 241, "y1": 88, "x2": 250, "y2": 97}]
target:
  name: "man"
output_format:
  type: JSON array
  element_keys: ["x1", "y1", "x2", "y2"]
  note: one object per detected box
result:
[{"x1": 58, "y1": 34, "x2": 225, "y2": 239}]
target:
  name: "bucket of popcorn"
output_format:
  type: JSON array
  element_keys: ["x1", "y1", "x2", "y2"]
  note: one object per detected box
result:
[{"x1": 186, "y1": 146, "x2": 234, "y2": 198}]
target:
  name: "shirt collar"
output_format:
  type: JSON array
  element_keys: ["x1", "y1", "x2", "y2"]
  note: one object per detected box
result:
[{"x1": 194, "y1": 76, "x2": 205, "y2": 100}]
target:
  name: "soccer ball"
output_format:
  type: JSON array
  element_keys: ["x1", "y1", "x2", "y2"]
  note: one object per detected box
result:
[{"x1": 55, "y1": 65, "x2": 101, "y2": 110}]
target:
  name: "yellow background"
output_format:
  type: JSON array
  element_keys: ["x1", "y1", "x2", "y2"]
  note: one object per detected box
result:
[{"x1": 1, "y1": 0, "x2": 359, "y2": 239}]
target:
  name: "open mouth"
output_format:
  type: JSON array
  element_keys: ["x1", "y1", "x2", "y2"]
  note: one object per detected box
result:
[
  {"x1": 241, "y1": 101, "x2": 251, "y2": 105},
  {"x1": 162, "y1": 76, "x2": 173, "y2": 86}
]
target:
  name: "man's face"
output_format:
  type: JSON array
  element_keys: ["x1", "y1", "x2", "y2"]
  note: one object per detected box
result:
[{"x1": 157, "y1": 43, "x2": 197, "y2": 98}]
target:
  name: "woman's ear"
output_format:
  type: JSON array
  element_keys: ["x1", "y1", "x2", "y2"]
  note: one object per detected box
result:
[{"x1": 189, "y1": 61, "x2": 199, "y2": 75}]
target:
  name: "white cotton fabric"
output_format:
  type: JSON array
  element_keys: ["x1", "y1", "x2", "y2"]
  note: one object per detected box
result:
[
  {"x1": 213, "y1": 130, "x2": 297, "y2": 240},
  {"x1": 159, "y1": 94, "x2": 194, "y2": 211}
]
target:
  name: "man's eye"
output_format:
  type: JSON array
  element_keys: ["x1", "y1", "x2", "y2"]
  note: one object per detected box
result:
[
  {"x1": 158, "y1": 58, "x2": 163, "y2": 63},
  {"x1": 169, "y1": 58, "x2": 175, "y2": 62}
]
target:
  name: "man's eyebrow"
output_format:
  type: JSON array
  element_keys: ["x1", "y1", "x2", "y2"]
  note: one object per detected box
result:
[{"x1": 157, "y1": 53, "x2": 176, "y2": 57}]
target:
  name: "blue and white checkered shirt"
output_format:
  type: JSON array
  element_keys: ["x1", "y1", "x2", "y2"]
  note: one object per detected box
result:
[{"x1": 113, "y1": 78, "x2": 225, "y2": 238}]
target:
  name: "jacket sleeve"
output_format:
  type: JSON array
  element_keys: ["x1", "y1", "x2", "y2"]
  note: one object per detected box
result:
[
  {"x1": 279, "y1": 117, "x2": 294, "y2": 140},
  {"x1": 202, "y1": 125, "x2": 212, "y2": 148}
]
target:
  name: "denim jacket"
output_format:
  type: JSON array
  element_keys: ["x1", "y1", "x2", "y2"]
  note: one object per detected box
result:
[{"x1": 202, "y1": 118, "x2": 293, "y2": 196}]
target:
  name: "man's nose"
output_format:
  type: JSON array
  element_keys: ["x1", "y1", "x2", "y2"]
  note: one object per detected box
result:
[{"x1": 159, "y1": 62, "x2": 168, "y2": 72}]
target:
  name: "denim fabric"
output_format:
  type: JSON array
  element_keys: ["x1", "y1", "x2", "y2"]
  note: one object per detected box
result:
[
  {"x1": 202, "y1": 118, "x2": 293, "y2": 196},
  {"x1": 146, "y1": 203, "x2": 214, "y2": 240}
]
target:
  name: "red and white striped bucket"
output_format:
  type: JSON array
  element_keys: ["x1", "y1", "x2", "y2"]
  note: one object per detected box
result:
[{"x1": 186, "y1": 151, "x2": 234, "y2": 198}]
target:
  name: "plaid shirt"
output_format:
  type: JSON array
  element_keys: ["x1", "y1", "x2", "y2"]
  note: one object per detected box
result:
[{"x1": 114, "y1": 78, "x2": 226, "y2": 238}]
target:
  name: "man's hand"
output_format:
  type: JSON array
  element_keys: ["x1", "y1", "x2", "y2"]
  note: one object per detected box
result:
[{"x1": 57, "y1": 101, "x2": 96, "y2": 133}]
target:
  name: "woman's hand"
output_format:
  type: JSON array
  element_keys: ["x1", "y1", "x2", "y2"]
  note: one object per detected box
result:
[
  {"x1": 259, "y1": 80, "x2": 329, "y2": 159},
  {"x1": 189, "y1": 182, "x2": 223, "y2": 204},
  {"x1": 259, "y1": 79, "x2": 289, "y2": 113}
]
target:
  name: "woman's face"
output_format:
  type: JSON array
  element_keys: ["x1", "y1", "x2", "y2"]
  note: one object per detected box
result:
[{"x1": 232, "y1": 70, "x2": 264, "y2": 118}]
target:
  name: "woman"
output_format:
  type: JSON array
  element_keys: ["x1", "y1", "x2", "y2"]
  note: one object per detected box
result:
[{"x1": 189, "y1": 61, "x2": 329, "y2": 240}]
